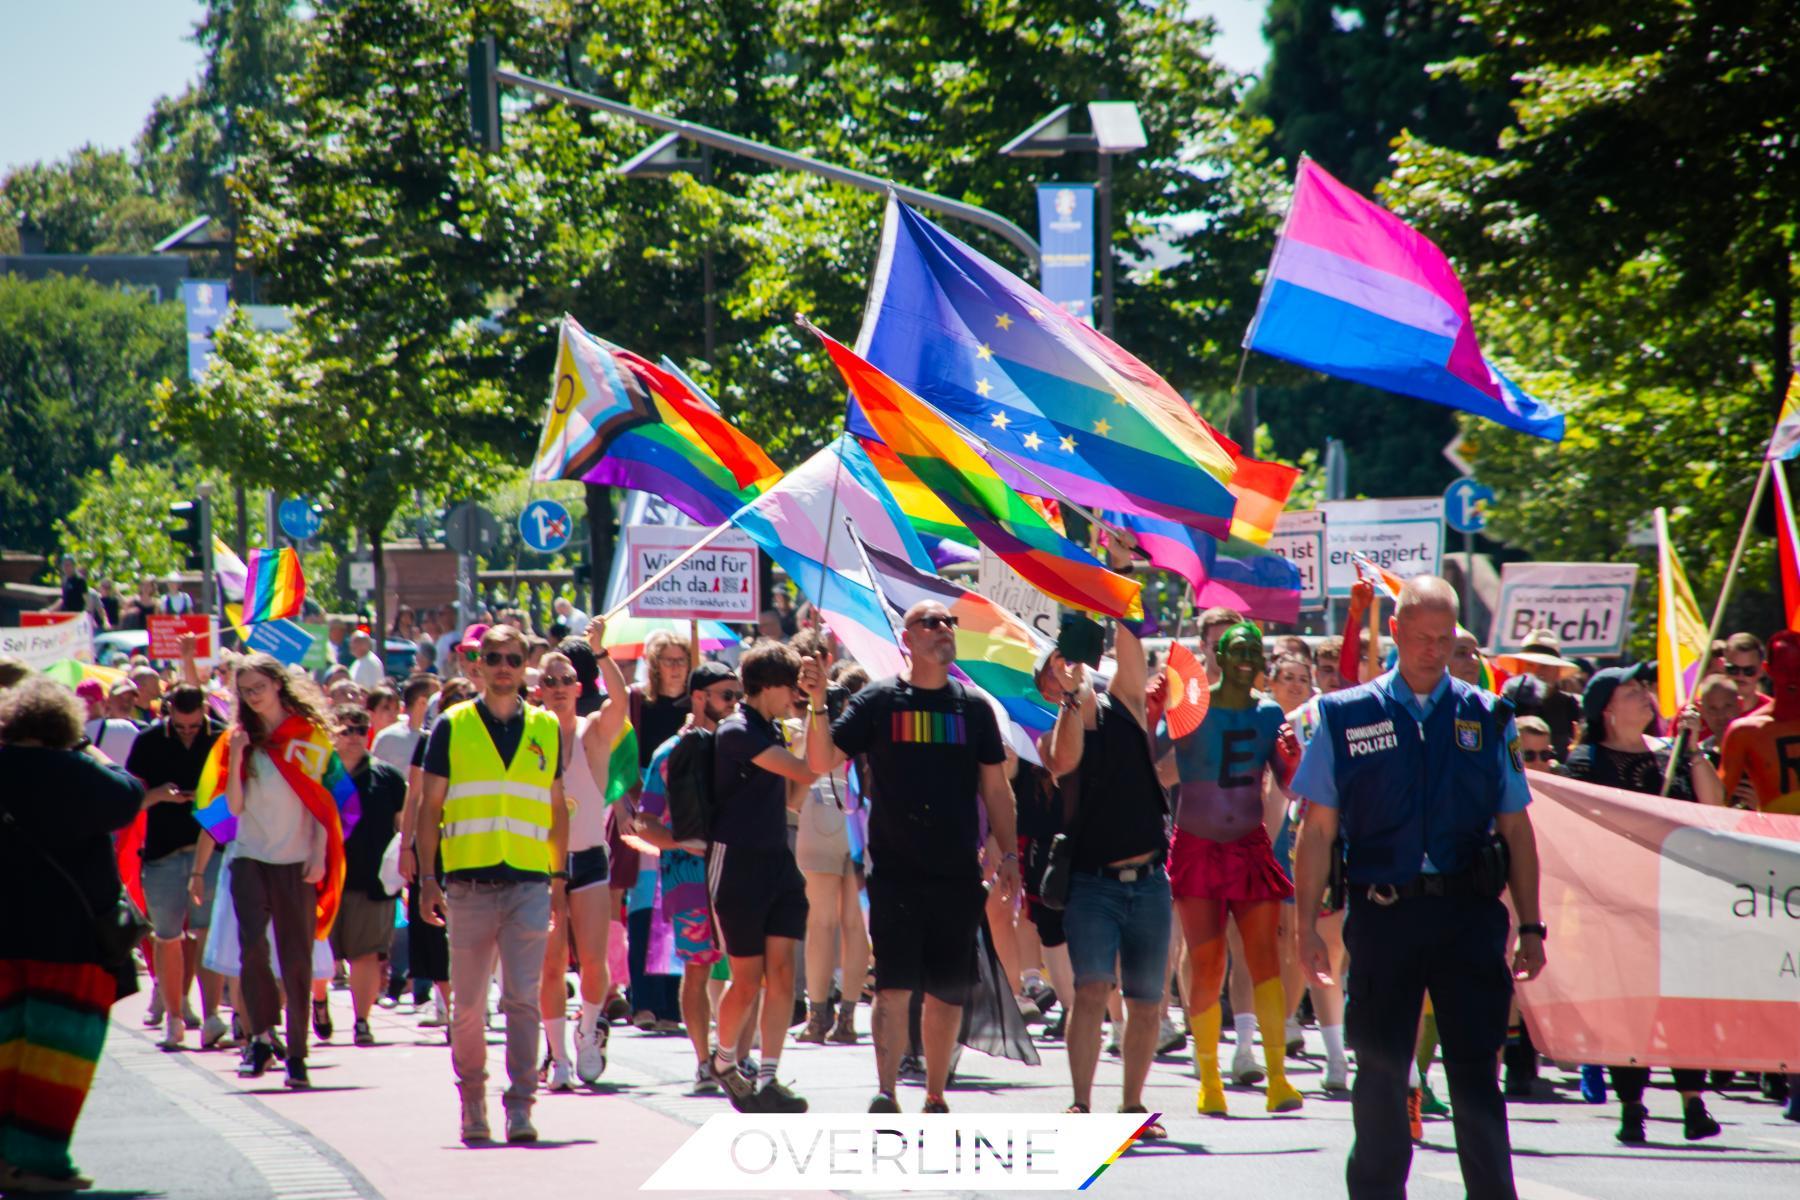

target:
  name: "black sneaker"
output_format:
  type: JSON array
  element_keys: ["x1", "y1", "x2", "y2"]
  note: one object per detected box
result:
[
  {"x1": 1683, "y1": 1096, "x2": 1721, "y2": 1141},
  {"x1": 711, "y1": 1056, "x2": 762, "y2": 1112},
  {"x1": 285, "y1": 1059, "x2": 311, "y2": 1089},
  {"x1": 238, "y1": 1037, "x2": 277, "y2": 1079},
  {"x1": 1617, "y1": 1101, "x2": 1648, "y2": 1145},
  {"x1": 758, "y1": 1079, "x2": 809, "y2": 1113},
  {"x1": 353, "y1": 1019, "x2": 374, "y2": 1047},
  {"x1": 868, "y1": 1091, "x2": 901, "y2": 1114},
  {"x1": 898, "y1": 1053, "x2": 925, "y2": 1080},
  {"x1": 1042, "y1": 1013, "x2": 1066, "y2": 1042},
  {"x1": 312, "y1": 999, "x2": 332, "y2": 1041}
]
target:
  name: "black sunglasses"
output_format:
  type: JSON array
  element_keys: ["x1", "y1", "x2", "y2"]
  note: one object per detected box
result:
[
  {"x1": 484, "y1": 652, "x2": 525, "y2": 668},
  {"x1": 541, "y1": 673, "x2": 579, "y2": 687},
  {"x1": 338, "y1": 723, "x2": 370, "y2": 736},
  {"x1": 1724, "y1": 664, "x2": 1761, "y2": 677},
  {"x1": 907, "y1": 614, "x2": 959, "y2": 631},
  {"x1": 1520, "y1": 749, "x2": 1552, "y2": 763}
]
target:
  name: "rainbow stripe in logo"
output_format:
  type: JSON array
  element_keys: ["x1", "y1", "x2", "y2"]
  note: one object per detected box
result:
[{"x1": 1078, "y1": 1110, "x2": 1163, "y2": 1189}]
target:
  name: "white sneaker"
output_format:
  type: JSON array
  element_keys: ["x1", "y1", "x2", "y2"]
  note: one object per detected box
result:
[
  {"x1": 1323, "y1": 1059, "x2": 1350, "y2": 1092},
  {"x1": 1231, "y1": 1040, "x2": 1265, "y2": 1085},
  {"x1": 419, "y1": 994, "x2": 448, "y2": 1027},
  {"x1": 547, "y1": 1058, "x2": 575, "y2": 1092},
  {"x1": 576, "y1": 1022, "x2": 608, "y2": 1084},
  {"x1": 160, "y1": 1012, "x2": 186, "y2": 1050},
  {"x1": 201, "y1": 1014, "x2": 231, "y2": 1049}
]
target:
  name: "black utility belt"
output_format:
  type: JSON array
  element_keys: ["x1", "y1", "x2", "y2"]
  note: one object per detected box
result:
[{"x1": 1359, "y1": 873, "x2": 1489, "y2": 904}]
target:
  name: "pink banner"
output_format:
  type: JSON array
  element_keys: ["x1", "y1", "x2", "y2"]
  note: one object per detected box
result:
[{"x1": 1519, "y1": 773, "x2": 1800, "y2": 1073}]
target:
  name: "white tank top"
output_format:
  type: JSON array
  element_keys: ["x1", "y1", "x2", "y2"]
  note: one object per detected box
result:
[{"x1": 564, "y1": 718, "x2": 608, "y2": 852}]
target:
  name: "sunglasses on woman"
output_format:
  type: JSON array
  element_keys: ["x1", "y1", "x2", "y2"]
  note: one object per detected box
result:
[{"x1": 484, "y1": 652, "x2": 525, "y2": 668}]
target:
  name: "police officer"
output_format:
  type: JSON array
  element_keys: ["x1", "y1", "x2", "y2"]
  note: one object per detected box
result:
[{"x1": 1292, "y1": 576, "x2": 1546, "y2": 1200}]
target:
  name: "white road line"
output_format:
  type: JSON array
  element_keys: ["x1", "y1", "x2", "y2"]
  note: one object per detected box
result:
[{"x1": 105, "y1": 1023, "x2": 378, "y2": 1200}]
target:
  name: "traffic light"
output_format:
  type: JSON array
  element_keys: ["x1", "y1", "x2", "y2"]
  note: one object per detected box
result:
[
  {"x1": 169, "y1": 500, "x2": 204, "y2": 570},
  {"x1": 468, "y1": 35, "x2": 501, "y2": 151}
]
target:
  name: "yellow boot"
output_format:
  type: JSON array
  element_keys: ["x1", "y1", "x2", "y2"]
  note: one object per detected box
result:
[
  {"x1": 1255, "y1": 978, "x2": 1305, "y2": 1113},
  {"x1": 1190, "y1": 1005, "x2": 1228, "y2": 1115}
]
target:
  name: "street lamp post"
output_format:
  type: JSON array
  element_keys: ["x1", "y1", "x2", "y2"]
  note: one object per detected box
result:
[
  {"x1": 616, "y1": 133, "x2": 716, "y2": 360},
  {"x1": 1001, "y1": 101, "x2": 1147, "y2": 336}
]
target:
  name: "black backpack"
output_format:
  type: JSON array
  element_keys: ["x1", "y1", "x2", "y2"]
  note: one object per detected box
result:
[{"x1": 664, "y1": 729, "x2": 717, "y2": 845}]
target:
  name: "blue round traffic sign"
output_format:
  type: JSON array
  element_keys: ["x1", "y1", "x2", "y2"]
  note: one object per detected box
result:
[
  {"x1": 278, "y1": 496, "x2": 322, "y2": 540},
  {"x1": 1443, "y1": 478, "x2": 1495, "y2": 534},
  {"x1": 519, "y1": 499, "x2": 574, "y2": 554}
]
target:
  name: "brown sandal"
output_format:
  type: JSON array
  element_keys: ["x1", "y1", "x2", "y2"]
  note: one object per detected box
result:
[
  {"x1": 1066, "y1": 1102, "x2": 1090, "y2": 1114},
  {"x1": 1120, "y1": 1104, "x2": 1167, "y2": 1139}
]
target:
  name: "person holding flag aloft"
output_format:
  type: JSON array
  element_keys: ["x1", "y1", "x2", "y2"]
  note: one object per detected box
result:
[{"x1": 1166, "y1": 620, "x2": 1306, "y2": 1116}]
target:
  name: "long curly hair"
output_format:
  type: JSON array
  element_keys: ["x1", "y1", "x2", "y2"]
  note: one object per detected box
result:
[{"x1": 234, "y1": 652, "x2": 334, "y2": 745}]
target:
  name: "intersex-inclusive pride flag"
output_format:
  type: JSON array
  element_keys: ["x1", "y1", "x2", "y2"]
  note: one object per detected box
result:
[
  {"x1": 728, "y1": 437, "x2": 932, "y2": 680},
  {"x1": 1245, "y1": 157, "x2": 1564, "y2": 441},
  {"x1": 1767, "y1": 372, "x2": 1800, "y2": 462},
  {"x1": 1773, "y1": 467, "x2": 1800, "y2": 633},
  {"x1": 532, "y1": 316, "x2": 782, "y2": 524},
  {"x1": 1112, "y1": 510, "x2": 1302, "y2": 624},
  {"x1": 1653, "y1": 507, "x2": 1710, "y2": 719},
  {"x1": 853, "y1": 533, "x2": 1057, "y2": 761},
  {"x1": 240, "y1": 548, "x2": 306, "y2": 624},
  {"x1": 1518, "y1": 772, "x2": 1800, "y2": 1073},
  {"x1": 854, "y1": 199, "x2": 1240, "y2": 536},
  {"x1": 812, "y1": 326, "x2": 1142, "y2": 620}
]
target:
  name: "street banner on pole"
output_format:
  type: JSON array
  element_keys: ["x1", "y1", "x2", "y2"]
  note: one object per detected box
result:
[
  {"x1": 1035, "y1": 183, "x2": 1096, "y2": 325},
  {"x1": 1490, "y1": 562, "x2": 1638, "y2": 656},
  {"x1": 182, "y1": 279, "x2": 230, "y2": 381},
  {"x1": 1518, "y1": 772, "x2": 1800, "y2": 1072},
  {"x1": 626, "y1": 525, "x2": 758, "y2": 622},
  {"x1": 1266, "y1": 510, "x2": 1327, "y2": 612},
  {"x1": 1318, "y1": 497, "x2": 1444, "y2": 598}
]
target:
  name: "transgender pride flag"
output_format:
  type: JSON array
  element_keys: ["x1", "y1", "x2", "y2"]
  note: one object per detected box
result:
[{"x1": 1246, "y1": 157, "x2": 1564, "y2": 441}]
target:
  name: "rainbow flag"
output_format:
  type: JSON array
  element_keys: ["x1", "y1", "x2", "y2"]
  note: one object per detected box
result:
[
  {"x1": 855, "y1": 436, "x2": 978, "y2": 566},
  {"x1": 532, "y1": 317, "x2": 782, "y2": 524},
  {"x1": 855, "y1": 199, "x2": 1239, "y2": 536},
  {"x1": 240, "y1": 548, "x2": 306, "y2": 624},
  {"x1": 1774, "y1": 466, "x2": 1800, "y2": 632},
  {"x1": 1654, "y1": 507, "x2": 1710, "y2": 719},
  {"x1": 1114, "y1": 510, "x2": 1301, "y2": 624},
  {"x1": 812, "y1": 326, "x2": 1142, "y2": 620},
  {"x1": 605, "y1": 721, "x2": 639, "y2": 805},
  {"x1": 1246, "y1": 157, "x2": 1564, "y2": 440},
  {"x1": 854, "y1": 533, "x2": 1056, "y2": 760},
  {"x1": 1768, "y1": 372, "x2": 1800, "y2": 462},
  {"x1": 1205, "y1": 422, "x2": 1301, "y2": 546}
]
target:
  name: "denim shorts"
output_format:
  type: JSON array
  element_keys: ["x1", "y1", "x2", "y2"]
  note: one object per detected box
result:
[
  {"x1": 141, "y1": 848, "x2": 222, "y2": 939},
  {"x1": 1062, "y1": 866, "x2": 1173, "y2": 1002}
]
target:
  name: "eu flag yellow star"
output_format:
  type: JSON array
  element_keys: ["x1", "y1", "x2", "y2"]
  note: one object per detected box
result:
[
  {"x1": 1021, "y1": 431, "x2": 1043, "y2": 451},
  {"x1": 1092, "y1": 418, "x2": 1112, "y2": 437},
  {"x1": 975, "y1": 377, "x2": 993, "y2": 397},
  {"x1": 1059, "y1": 435, "x2": 1077, "y2": 453},
  {"x1": 976, "y1": 342, "x2": 994, "y2": 361},
  {"x1": 990, "y1": 410, "x2": 1011, "y2": 431},
  {"x1": 994, "y1": 312, "x2": 1013, "y2": 331}
]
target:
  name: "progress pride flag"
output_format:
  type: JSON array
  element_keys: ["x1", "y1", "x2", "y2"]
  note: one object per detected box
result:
[{"x1": 1519, "y1": 773, "x2": 1800, "y2": 1073}]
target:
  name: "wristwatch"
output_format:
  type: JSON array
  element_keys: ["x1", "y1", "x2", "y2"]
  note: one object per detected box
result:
[{"x1": 1517, "y1": 922, "x2": 1547, "y2": 940}]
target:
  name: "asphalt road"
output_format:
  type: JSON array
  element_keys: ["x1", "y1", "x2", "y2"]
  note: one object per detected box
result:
[{"x1": 71, "y1": 985, "x2": 1800, "y2": 1200}]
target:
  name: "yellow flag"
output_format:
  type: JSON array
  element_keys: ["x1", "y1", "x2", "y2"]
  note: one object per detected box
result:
[{"x1": 1654, "y1": 507, "x2": 1709, "y2": 718}]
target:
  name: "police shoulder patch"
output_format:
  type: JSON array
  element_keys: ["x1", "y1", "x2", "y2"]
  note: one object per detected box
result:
[
  {"x1": 1507, "y1": 736, "x2": 1522, "y2": 773},
  {"x1": 1454, "y1": 719, "x2": 1482, "y2": 752}
]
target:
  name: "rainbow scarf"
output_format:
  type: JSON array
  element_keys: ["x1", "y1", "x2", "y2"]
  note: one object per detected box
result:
[
  {"x1": 193, "y1": 714, "x2": 360, "y2": 939},
  {"x1": 241, "y1": 548, "x2": 307, "y2": 624}
]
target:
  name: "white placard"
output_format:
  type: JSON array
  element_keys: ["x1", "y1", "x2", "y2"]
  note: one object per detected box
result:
[
  {"x1": 1, "y1": 614, "x2": 94, "y2": 670},
  {"x1": 977, "y1": 547, "x2": 1060, "y2": 642},
  {"x1": 1267, "y1": 509, "x2": 1327, "y2": 612},
  {"x1": 626, "y1": 525, "x2": 759, "y2": 622},
  {"x1": 1491, "y1": 561, "x2": 1638, "y2": 656},
  {"x1": 1318, "y1": 497, "x2": 1445, "y2": 598}
]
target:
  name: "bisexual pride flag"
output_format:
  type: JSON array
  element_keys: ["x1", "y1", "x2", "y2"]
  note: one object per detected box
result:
[{"x1": 1245, "y1": 157, "x2": 1564, "y2": 441}]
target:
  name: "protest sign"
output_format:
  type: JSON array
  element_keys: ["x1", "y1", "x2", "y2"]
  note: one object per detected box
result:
[
  {"x1": 246, "y1": 618, "x2": 317, "y2": 667},
  {"x1": 1, "y1": 614, "x2": 93, "y2": 669},
  {"x1": 1518, "y1": 773, "x2": 1800, "y2": 1072},
  {"x1": 1318, "y1": 497, "x2": 1445, "y2": 598},
  {"x1": 18, "y1": 612, "x2": 81, "y2": 628},
  {"x1": 978, "y1": 547, "x2": 1060, "y2": 641},
  {"x1": 1267, "y1": 510, "x2": 1327, "y2": 613},
  {"x1": 1491, "y1": 562, "x2": 1638, "y2": 656},
  {"x1": 148, "y1": 614, "x2": 215, "y2": 660},
  {"x1": 626, "y1": 525, "x2": 758, "y2": 622}
]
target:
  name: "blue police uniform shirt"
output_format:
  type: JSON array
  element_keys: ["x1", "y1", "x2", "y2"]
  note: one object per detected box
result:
[{"x1": 1290, "y1": 668, "x2": 1529, "y2": 873}]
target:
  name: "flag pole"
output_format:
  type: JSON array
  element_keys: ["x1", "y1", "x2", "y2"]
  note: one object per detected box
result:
[
  {"x1": 1659, "y1": 462, "x2": 1773, "y2": 795},
  {"x1": 601, "y1": 490, "x2": 769, "y2": 622}
]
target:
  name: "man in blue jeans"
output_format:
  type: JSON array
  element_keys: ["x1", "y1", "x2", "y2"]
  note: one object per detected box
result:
[{"x1": 1036, "y1": 578, "x2": 1171, "y2": 1133}]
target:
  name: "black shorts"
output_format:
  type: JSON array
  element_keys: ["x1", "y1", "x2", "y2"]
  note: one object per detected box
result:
[
  {"x1": 567, "y1": 845, "x2": 611, "y2": 892},
  {"x1": 867, "y1": 870, "x2": 986, "y2": 1005},
  {"x1": 706, "y1": 843, "x2": 809, "y2": 959},
  {"x1": 1026, "y1": 895, "x2": 1066, "y2": 948}
]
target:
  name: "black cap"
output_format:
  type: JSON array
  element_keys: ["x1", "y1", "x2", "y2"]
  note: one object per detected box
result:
[
  {"x1": 1581, "y1": 660, "x2": 1656, "y2": 741},
  {"x1": 689, "y1": 661, "x2": 738, "y2": 693}
]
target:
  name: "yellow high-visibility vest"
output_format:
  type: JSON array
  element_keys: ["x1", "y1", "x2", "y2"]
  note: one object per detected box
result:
[{"x1": 439, "y1": 701, "x2": 558, "y2": 873}]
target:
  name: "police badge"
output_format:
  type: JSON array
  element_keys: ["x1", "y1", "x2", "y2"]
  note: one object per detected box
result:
[{"x1": 1454, "y1": 719, "x2": 1481, "y2": 751}]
